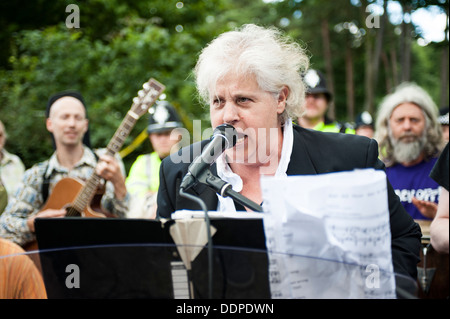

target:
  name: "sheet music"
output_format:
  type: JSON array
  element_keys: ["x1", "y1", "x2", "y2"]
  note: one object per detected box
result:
[
  {"x1": 171, "y1": 210, "x2": 263, "y2": 220},
  {"x1": 261, "y1": 169, "x2": 396, "y2": 299}
]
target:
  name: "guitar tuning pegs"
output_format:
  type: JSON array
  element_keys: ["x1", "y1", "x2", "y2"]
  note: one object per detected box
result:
[
  {"x1": 138, "y1": 90, "x2": 145, "y2": 97},
  {"x1": 143, "y1": 82, "x2": 150, "y2": 90},
  {"x1": 133, "y1": 97, "x2": 140, "y2": 104}
]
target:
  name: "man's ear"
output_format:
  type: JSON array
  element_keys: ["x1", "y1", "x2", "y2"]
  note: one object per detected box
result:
[
  {"x1": 277, "y1": 86, "x2": 289, "y2": 114},
  {"x1": 46, "y1": 118, "x2": 53, "y2": 133}
]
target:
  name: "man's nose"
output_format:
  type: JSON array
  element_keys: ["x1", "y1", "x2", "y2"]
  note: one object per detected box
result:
[
  {"x1": 222, "y1": 102, "x2": 239, "y2": 125},
  {"x1": 68, "y1": 117, "x2": 77, "y2": 126},
  {"x1": 402, "y1": 119, "x2": 413, "y2": 130}
]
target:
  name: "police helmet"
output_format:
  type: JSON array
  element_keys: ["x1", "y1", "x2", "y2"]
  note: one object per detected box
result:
[
  {"x1": 147, "y1": 101, "x2": 183, "y2": 134},
  {"x1": 303, "y1": 69, "x2": 332, "y2": 101},
  {"x1": 355, "y1": 111, "x2": 374, "y2": 129},
  {"x1": 438, "y1": 106, "x2": 449, "y2": 126}
]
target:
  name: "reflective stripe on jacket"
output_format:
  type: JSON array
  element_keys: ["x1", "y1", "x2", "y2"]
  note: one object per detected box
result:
[{"x1": 313, "y1": 121, "x2": 355, "y2": 134}]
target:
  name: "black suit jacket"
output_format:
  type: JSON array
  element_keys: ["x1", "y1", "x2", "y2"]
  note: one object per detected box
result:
[{"x1": 157, "y1": 124, "x2": 422, "y2": 279}]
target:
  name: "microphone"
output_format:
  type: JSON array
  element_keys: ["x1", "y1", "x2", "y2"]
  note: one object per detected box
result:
[{"x1": 180, "y1": 124, "x2": 238, "y2": 190}]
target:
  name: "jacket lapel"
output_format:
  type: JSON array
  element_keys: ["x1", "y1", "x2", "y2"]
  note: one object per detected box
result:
[{"x1": 286, "y1": 126, "x2": 318, "y2": 175}]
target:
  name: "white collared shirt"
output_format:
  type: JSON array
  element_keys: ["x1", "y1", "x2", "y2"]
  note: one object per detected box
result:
[
  {"x1": 0, "y1": 149, "x2": 25, "y2": 197},
  {"x1": 215, "y1": 119, "x2": 294, "y2": 213}
]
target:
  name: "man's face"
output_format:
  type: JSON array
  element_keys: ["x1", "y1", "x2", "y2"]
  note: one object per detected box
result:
[
  {"x1": 355, "y1": 126, "x2": 374, "y2": 139},
  {"x1": 442, "y1": 125, "x2": 449, "y2": 143},
  {"x1": 46, "y1": 96, "x2": 88, "y2": 148},
  {"x1": 389, "y1": 103, "x2": 426, "y2": 142},
  {"x1": 388, "y1": 102, "x2": 427, "y2": 163},
  {"x1": 209, "y1": 73, "x2": 286, "y2": 166},
  {"x1": 303, "y1": 93, "x2": 328, "y2": 121},
  {"x1": 149, "y1": 130, "x2": 180, "y2": 159}
]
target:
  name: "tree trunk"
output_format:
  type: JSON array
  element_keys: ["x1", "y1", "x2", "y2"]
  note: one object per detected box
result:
[
  {"x1": 440, "y1": 45, "x2": 449, "y2": 108},
  {"x1": 381, "y1": 51, "x2": 392, "y2": 93},
  {"x1": 364, "y1": 36, "x2": 374, "y2": 113},
  {"x1": 390, "y1": 48, "x2": 398, "y2": 89},
  {"x1": 321, "y1": 19, "x2": 335, "y2": 120},
  {"x1": 400, "y1": 3, "x2": 412, "y2": 83},
  {"x1": 361, "y1": 0, "x2": 374, "y2": 113},
  {"x1": 370, "y1": 0, "x2": 387, "y2": 114},
  {"x1": 345, "y1": 41, "x2": 355, "y2": 121}
]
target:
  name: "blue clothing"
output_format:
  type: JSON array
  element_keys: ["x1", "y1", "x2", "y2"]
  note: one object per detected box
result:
[{"x1": 386, "y1": 158, "x2": 439, "y2": 220}]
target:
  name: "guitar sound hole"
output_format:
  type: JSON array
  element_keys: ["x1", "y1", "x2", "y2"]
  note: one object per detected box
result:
[{"x1": 65, "y1": 206, "x2": 82, "y2": 217}]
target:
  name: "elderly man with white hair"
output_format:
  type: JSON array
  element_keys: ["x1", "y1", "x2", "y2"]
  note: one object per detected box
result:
[
  {"x1": 157, "y1": 24, "x2": 422, "y2": 281},
  {"x1": 375, "y1": 82, "x2": 445, "y2": 221}
]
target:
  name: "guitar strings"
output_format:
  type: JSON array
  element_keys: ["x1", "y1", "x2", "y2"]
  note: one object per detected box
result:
[{"x1": 59, "y1": 79, "x2": 164, "y2": 219}]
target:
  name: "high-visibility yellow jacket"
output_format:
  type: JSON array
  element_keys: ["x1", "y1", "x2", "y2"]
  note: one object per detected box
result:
[
  {"x1": 126, "y1": 152, "x2": 161, "y2": 199},
  {"x1": 313, "y1": 121, "x2": 355, "y2": 134}
]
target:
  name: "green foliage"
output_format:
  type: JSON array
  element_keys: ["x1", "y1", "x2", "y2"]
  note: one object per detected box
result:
[
  {"x1": 0, "y1": 0, "x2": 448, "y2": 173},
  {"x1": 0, "y1": 21, "x2": 203, "y2": 170}
]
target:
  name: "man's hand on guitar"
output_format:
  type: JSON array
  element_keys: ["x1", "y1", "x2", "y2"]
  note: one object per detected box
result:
[
  {"x1": 27, "y1": 208, "x2": 67, "y2": 233},
  {"x1": 96, "y1": 154, "x2": 127, "y2": 200}
]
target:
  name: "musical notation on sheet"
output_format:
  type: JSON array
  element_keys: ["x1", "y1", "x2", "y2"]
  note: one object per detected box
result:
[{"x1": 261, "y1": 169, "x2": 396, "y2": 299}]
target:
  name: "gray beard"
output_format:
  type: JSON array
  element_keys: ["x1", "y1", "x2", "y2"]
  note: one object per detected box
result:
[{"x1": 389, "y1": 130, "x2": 426, "y2": 164}]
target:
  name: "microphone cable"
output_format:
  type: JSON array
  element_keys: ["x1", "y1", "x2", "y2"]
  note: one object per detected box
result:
[{"x1": 179, "y1": 187, "x2": 213, "y2": 299}]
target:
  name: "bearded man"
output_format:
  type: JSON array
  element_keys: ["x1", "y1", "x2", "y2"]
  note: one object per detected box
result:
[{"x1": 375, "y1": 83, "x2": 445, "y2": 220}]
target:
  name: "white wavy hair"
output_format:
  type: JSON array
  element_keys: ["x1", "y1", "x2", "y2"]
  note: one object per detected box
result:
[
  {"x1": 374, "y1": 82, "x2": 444, "y2": 166},
  {"x1": 194, "y1": 24, "x2": 310, "y2": 124}
]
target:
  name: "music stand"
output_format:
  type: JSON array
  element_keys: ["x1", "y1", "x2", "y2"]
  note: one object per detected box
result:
[
  {"x1": 35, "y1": 217, "x2": 177, "y2": 298},
  {"x1": 34, "y1": 216, "x2": 270, "y2": 299},
  {"x1": 189, "y1": 218, "x2": 270, "y2": 299}
]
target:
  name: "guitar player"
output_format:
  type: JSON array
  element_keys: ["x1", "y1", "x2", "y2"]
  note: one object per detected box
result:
[{"x1": 0, "y1": 91, "x2": 129, "y2": 248}]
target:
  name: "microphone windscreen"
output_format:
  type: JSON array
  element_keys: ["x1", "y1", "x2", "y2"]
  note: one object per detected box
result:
[{"x1": 213, "y1": 124, "x2": 238, "y2": 149}]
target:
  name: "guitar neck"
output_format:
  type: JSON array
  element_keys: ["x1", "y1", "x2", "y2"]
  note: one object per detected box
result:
[
  {"x1": 105, "y1": 110, "x2": 139, "y2": 157},
  {"x1": 70, "y1": 111, "x2": 139, "y2": 214},
  {"x1": 68, "y1": 78, "x2": 165, "y2": 216},
  {"x1": 71, "y1": 173, "x2": 102, "y2": 214}
]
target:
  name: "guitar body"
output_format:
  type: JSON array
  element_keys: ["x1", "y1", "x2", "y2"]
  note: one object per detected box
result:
[
  {"x1": 23, "y1": 177, "x2": 109, "y2": 253},
  {"x1": 41, "y1": 177, "x2": 108, "y2": 218}
]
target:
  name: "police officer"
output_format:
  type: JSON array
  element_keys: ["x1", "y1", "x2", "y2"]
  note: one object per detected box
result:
[
  {"x1": 354, "y1": 111, "x2": 374, "y2": 138},
  {"x1": 437, "y1": 106, "x2": 449, "y2": 143},
  {"x1": 126, "y1": 101, "x2": 183, "y2": 218},
  {"x1": 297, "y1": 69, "x2": 354, "y2": 134}
]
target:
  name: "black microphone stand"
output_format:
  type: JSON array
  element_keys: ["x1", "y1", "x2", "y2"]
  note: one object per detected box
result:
[
  {"x1": 193, "y1": 167, "x2": 263, "y2": 213},
  {"x1": 178, "y1": 188, "x2": 213, "y2": 299},
  {"x1": 178, "y1": 167, "x2": 263, "y2": 299}
]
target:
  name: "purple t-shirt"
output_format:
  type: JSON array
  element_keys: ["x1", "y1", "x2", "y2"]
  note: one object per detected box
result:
[{"x1": 386, "y1": 158, "x2": 439, "y2": 220}]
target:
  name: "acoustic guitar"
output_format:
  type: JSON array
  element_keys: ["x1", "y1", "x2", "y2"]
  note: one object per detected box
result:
[{"x1": 24, "y1": 78, "x2": 165, "y2": 254}]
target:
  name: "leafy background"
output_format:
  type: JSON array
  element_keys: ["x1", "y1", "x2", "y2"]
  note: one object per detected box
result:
[{"x1": 0, "y1": 0, "x2": 448, "y2": 172}]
